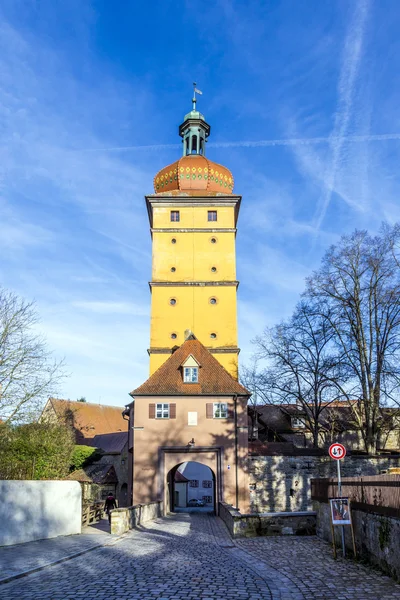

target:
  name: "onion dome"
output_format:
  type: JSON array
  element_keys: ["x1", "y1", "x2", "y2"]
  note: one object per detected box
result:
[
  {"x1": 154, "y1": 155, "x2": 234, "y2": 194},
  {"x1": 153, "y1": 88, "x2": 234, "y2": 194}
]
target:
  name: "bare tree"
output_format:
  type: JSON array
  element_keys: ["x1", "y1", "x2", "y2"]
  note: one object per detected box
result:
[
  {"x1": 250, "y1": 301, "x2": 340, "y2": 447},
  {"x1": 0, "y1": 287, "x2": 66, "y2": 422},
  {"x1": 305, "y1": 227, "x2": 400, "y2": 454}
]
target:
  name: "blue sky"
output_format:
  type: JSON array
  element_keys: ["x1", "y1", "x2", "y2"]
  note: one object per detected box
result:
[{"x1": 1, "y1": 0, "x2": 400, "y2": 407}]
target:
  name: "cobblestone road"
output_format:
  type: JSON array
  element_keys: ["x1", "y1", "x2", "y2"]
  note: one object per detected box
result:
[{"x1": 0, "y1": 513, "x2": 399, "y2": 600}]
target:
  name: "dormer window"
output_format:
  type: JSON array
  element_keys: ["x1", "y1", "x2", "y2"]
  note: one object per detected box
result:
[
  {"x1": 292, "y1": 417, "x2": 305, "y2": 428},
  {"x1": 184, "y1": 367, "x2": 198, "y2": 383}
]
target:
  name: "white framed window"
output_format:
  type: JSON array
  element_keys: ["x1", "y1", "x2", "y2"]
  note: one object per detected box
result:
[
  {"x1": 292, "y1": 417, "x2": 305, "y2": 428},
  {"x1": 156, "y1": 403, "x2": 169, "y2": 419},
  {"x1": 202, "y1": 480, "x2": 212, "y2": 488},
  {"x1": 203, "y1": 495, "x2": 212, "y2": 503},
  {"x1": 213, "y1": 402, "x2": 228, "y2": 418},
  {"x1": 184, "y1": 366, "x2": 198, "y2": 383},
  {"x1": 189, "y1": 480, "x2": 199, "y2": 487}
]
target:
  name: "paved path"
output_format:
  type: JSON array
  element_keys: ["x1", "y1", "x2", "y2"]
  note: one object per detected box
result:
[
  {"x1": 0, "y1": 513, "x2": 399, "y2": 600},
  {"x1": 0, "y1": 518, "x2": 118, "y2": 583}
]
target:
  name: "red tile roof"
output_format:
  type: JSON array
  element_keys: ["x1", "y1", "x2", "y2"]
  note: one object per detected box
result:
[
  {"x1": 131, "y1": 337, "x2": 250, "y2": 397},
  {"x1": 47, "y1": 399, "x2": 126, "y2": 439},
  {"x1": 67, "y1": 464, "x2": 118, "y2": 484},
  {"x1": 175, "y1": 471, "x2": 190, "y2": 483}
]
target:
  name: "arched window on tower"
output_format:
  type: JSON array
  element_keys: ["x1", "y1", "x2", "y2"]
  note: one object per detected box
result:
[
  {"x1": 191, "y1": 135, "x2": 198, "y2": 154},
  {"x1": 199, "y1": 137, "x2": 204, "y2": 155}
]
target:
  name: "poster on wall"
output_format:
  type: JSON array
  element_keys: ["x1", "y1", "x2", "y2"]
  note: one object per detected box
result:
[{"x1": 330, "y1": 497, "x2": 351, "y2": 526}]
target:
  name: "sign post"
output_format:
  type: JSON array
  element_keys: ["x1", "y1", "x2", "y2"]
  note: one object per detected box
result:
[{"x1": 328, "y1": 443, "x2": 347, "y2": 558}]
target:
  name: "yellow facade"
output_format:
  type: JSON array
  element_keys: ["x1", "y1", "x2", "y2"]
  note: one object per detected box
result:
[{"x1": 147, "y1": 196, "x2": 241, "y2": 379}]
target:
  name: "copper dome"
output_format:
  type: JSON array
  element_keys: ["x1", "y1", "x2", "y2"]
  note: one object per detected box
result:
[{"x1": 154, "y1": 155, "x2": 234, "y2": 195}]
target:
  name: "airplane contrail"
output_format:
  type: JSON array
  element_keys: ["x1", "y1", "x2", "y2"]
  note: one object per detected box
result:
[
  {"x1": 79, "y1": 132, "x2": 400, "y2": 152},
  {"x1": 314, "y1": 0, "x2": 371, "y2": 232}
]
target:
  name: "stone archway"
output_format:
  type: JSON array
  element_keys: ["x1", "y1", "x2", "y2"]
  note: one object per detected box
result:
[
  {"x1": 160, "y1": 447, "x2": 223, "y2": 515},
  {"x1": 167, "y1": 461, "x2": 216, "y2": 513}
]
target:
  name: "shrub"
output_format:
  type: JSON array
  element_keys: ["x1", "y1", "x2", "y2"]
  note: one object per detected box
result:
[
  {"x1": 70, "y1": 445, "x2": 103, "y2": 471},
  {"x1": 0, "y1": 422, "x2": 75, "y2": 479}
]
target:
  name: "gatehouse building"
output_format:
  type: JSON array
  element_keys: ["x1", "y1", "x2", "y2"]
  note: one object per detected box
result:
[{"x1": 126, "y1": 94, "x2": 250, "y2": 513}]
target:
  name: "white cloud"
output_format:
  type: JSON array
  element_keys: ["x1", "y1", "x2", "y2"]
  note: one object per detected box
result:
[{"x1": 72, "y1": 301, "x2": 149, "y2": 316}]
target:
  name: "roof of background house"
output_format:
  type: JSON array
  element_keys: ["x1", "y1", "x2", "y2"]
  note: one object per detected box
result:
[
  {"x1": 250, "y1": 402, "x2": 400, "y2": 434},
  {"x1": 46, "y1": 398, "x2": 126, "y2": 438},
  {"x1": 175, "y1": 471, "x2": 190, "y2": 483},
  {"x1": 88, "y1": 431, "x2": 128, "y2": 454},
  {"x1": 66, "y1": 463, "x2": 118, "y2": 484},
  {"x1": 248, "y1": 440, "x2": 325, "y2": 456},
  {"x1": 130, "y1": 337, "x2": 250, "y2": 397},
  {"x1": 252, "y1": 405, "x2": 293, "y2": 432}
]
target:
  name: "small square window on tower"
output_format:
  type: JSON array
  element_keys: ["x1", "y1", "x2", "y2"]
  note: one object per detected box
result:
[
  {"x1": 170, "y1": 210, "x2": 180, "y2": 222},
  {"x1": 208, "y1": 210, "x2": 217, "y2": 222}
]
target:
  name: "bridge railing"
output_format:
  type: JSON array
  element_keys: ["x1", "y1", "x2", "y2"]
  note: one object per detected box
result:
[{"x1": 82, "y1": 501, "x2": 103, "y2": 526}]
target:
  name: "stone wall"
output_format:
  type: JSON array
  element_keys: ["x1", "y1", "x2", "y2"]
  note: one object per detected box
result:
[
  {"x1": 249, "y1": 454, "x2": 400, "y2": 513},
  {"x1": 314, "y1": 500, "x2": 400, "y2": 581},
  {"x1": 219, "y1": 502, "x2": 316, "y2": 538},
  {"x1": 110, "y1": 501, "x2": 163, "y2": 535},
  {"x1": 0, "y1": 480, "x2": 81, "y2": 546}
]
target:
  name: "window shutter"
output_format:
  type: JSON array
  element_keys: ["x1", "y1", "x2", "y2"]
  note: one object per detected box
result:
[
  {"x1": 170, "y1": 403, "x2": 176, "y2": 419},
  {"x1": 149, "y1": 403, "x2": 155, "y2": 419},
  {"x1": 206, "y1": 403, "x2": 213, "y2": 419},
  {"x1": 228, "y1": 407, "x2": 234, "y2": 419}
]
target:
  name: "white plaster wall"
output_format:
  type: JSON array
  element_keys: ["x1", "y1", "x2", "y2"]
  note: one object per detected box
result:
[
  {"x1": 175, "y1": 482, "x2": 187, "y2": 507},
  {"x1": 0, "y1": 480, "x2": 82, "y2": 546}
]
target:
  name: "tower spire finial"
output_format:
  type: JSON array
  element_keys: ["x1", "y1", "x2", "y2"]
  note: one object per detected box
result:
[{"x1": 192, "y1": 82, "x2": 202, "y2": 111}]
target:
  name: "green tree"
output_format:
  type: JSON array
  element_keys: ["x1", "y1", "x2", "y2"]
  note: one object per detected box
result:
[{"x1": 0, "y1": 421, "x2": 75, "y2": 479}]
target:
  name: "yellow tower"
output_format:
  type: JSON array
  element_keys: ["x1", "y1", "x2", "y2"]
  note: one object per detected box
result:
[{"x1": 146, "y1": 94, "x2": 241, "y2": 379}]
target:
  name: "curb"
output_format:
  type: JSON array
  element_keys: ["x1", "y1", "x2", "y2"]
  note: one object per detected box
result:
[{"x1": 0, "y1": 533, "x2": 127, "y2": 586}]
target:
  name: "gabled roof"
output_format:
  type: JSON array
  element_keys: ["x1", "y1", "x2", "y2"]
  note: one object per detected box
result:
[
  {"x1": 45, "y1": 398, "x2": 126, "y2": 439},
  {"x1": 66, "y1": 463, "x2": 118, "y2": 484},
  {"x1": 89, "y1": 432, "x2": 128, "y2": 454},
  {"x1": 175, "y1": 471, "x2": 190, "y2": 483},
  {"x1": 131, "y1": 338, "x2": 250, "y2": 397}
]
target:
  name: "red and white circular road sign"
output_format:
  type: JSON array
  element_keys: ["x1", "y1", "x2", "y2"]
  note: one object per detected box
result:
[{"x1": 329, "y1": 443, "x2": 346, "y2": 460}]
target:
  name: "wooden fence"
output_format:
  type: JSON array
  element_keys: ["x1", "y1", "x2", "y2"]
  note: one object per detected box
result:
[
  {"x1": 82, "y1": 502, "x2": 103, "y2": 526},
  {"x1": 311, "y1": 474, "x2": 400, "y2": 518}
]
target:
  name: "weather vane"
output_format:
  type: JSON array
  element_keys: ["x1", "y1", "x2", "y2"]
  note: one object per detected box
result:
[{"x1": 192, "y1": 82, "x2": 202, "y2": 110}]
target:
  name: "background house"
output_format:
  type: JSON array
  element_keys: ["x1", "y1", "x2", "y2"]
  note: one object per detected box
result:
[
  {"x1": 177, "y1": 461, "x2": 214, "y2": 507},
  {"x1": 40, "y1": 398, "x2": 129, "y2": 505},
  {"x1": 248, "y1": 403, "x2": 400, "y2": 453},
  {"x1": 66, "y1": 463, "x2": 118, "y2": 502},
  {"x1": 174, "y1": 471, "x2": 189, "y2": 507}
]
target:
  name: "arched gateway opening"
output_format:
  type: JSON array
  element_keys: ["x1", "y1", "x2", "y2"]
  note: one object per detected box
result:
[{"x1": 167, "y1": 461, "x2": 215, "y2": 513}]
